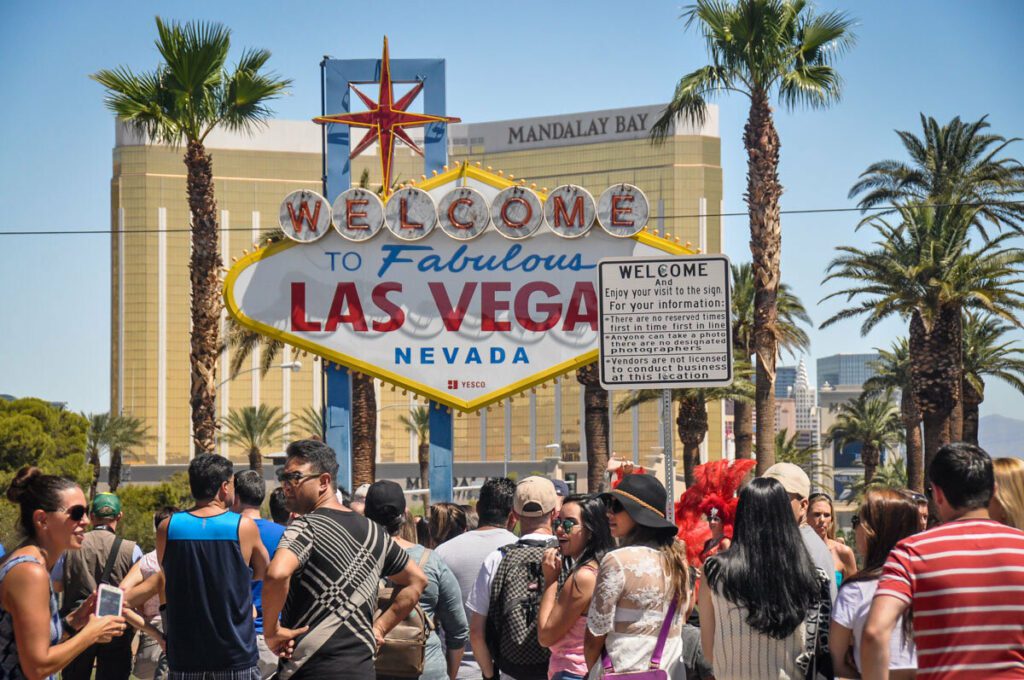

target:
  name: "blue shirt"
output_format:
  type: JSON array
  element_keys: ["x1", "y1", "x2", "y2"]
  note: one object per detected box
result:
[
  {"x1": 164, "y1": 511, "x2": 258, "y2": 672},
  {"x1": 252, "y1": 519, "x2": 285, "y2": 634}
]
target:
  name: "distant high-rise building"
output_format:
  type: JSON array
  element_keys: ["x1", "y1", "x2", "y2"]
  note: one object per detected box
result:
[
  {"x1": 792, "y1": 359, "x2": 819, "y2": 452},
  {"x1": 817, "y1": 353, "x2": 880, "y2": 390},
  {"x1": 775, "y1": 365, "x2": 797, "y2": 398}
]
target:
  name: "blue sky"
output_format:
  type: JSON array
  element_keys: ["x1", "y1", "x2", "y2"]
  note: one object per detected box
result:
[{"x1": 1, "y1": 0, "x2": 1022, "y2": 420}]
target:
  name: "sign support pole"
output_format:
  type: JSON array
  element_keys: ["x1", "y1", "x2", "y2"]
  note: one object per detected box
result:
[
  {"x1": 662, "y1": 389, "x2": 675, "y2": 520},
  {"x1": 429, "y1": 404, "x2": 454, "y2": 503},
  {"x1": 325, "y1": 364, "x2": 353, "y2": 493}
]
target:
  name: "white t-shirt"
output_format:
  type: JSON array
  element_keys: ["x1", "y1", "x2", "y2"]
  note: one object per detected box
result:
[{"x1": 832, "y1": 579, "x2": 917, "y2": 671}]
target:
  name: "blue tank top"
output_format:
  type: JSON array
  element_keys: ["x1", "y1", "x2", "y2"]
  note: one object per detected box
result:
[{"x1": 164, "y1": 511, "x2": 258, "y2": 672}]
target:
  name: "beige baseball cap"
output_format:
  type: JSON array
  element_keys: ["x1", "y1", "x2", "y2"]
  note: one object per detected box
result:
[
  {"x1": 514, "y1": 476, "x2": 557, "y2": 517},
  {"x1": 762, "y1": 462, "x2": 811, "y2": 499}
]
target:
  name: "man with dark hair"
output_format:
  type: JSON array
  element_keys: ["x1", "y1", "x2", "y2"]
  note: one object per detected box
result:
[
  {"x1": 435, "y1": 477, "x2": 517, "y2": 678},
  {"x1": 863, "y1": 443, "x2": 1024, "y2": 679},
  {"x1": 233, "y1": 470, "x2": 287, "y2": 678},
  {"x1": 61, "y1": 492, "x2": 143, "y2": 680},
  {"x1": 269, "y1": 487, "x2": 291, "y2": 525},
  {"x1": 261, "y1": 439, "x2": 427, "y2": 679},
  {"x1": 157, "y1": 454, "x2": 270, "y2": 680}
]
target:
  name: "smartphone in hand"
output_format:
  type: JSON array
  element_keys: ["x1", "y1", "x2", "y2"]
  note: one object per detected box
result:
[{"x1": 96, "y1": 584, "x2": 124, "y2": 617}]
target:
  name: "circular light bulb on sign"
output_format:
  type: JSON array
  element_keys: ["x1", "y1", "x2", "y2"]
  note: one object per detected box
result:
[
  {"x1": 384, "y1": 187, "x2": 437, "y2": 241},
  {"x1": 597, "y1": 184, "x2": 649, "y2": 238},
  {"x1": 543, "y1": 185, "x2": 596, "y2": 239},
  {"x1": 279, "y1": 190, "x2": 332, "y2": 243},
  {"x1": 491, "y1": 186, "x2": 544, "y2": 240},
  {"x1": 437, "y1": 187, "x2": 489, "y2": 241},
  {"x1": 332, "y1": 188, "x2": 384, "y2": 242}
]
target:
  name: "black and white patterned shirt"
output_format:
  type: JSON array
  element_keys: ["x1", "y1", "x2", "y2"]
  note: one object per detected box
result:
[{"x1": 278, "y1": 508, "x2": 408, "y2": 679}]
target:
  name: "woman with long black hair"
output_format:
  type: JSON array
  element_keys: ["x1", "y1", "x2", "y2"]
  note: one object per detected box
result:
[
  {"x1": 699, "y1": 477, "x2": 819, "y2": 679},
  {"x1": 537, "y1": 494, "x2": 613, "y2": 680},
  {"x1": 584, "y1": 475, "x2": 690, "y2": 678}
]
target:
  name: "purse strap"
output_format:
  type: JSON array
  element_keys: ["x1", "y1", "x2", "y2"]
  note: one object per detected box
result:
[{"x1": 601, "y1": 596, "x2": 679, "y2": 672}]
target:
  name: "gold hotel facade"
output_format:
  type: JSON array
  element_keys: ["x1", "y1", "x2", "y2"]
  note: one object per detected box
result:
[{"x1": 110, "y1": 103, "x2": 725, "y2": 475}]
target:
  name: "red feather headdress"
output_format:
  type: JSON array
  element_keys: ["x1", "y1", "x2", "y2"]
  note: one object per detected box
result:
[{"x1": 675, "y1": 458, "x2": 755, "y2": 566}]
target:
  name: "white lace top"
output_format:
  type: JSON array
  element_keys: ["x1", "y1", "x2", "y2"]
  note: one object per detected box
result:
[{"x1": 586, "y1": 546, "x2": 687, "y2": 678}]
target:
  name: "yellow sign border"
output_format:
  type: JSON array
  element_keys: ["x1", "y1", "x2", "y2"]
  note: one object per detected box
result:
[{"x1": 223, "y1": 163, "x2": 693, "y2": 412}]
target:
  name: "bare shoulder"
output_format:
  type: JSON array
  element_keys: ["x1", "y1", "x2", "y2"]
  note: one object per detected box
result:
[{"x1": 1, "y1": 550, "x2": 49, "y2": 590}]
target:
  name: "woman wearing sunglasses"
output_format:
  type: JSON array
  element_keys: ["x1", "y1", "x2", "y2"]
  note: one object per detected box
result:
[
  {"x1": 807, "y1": 493, "x2": 857, "y2": 586},
  {"x1": 538, "y1": 494, "x2": 613, "y2": 680},
  {"x1": 830, "y1": 489, "x2": 918, "y2": 679},
  {"x1": 0, "y1": 466, "x2": 126, "y2": 680},
  {"x1": 584, "y1": 474, "x2": 690, "y2": 678}
]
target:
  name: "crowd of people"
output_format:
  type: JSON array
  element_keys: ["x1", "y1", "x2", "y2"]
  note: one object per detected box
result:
[{"x1": 0, "y1": 441, "x2": 1021, "y2": 680}]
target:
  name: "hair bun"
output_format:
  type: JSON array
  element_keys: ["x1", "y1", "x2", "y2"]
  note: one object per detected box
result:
[{"x1": 7, "y1": 466, "x2": 42, "y2": 503}]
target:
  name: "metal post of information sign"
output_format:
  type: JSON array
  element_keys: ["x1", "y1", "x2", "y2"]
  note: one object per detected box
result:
[{"x1": 661, "y1": 389, "x2": 674, "y2": 520}]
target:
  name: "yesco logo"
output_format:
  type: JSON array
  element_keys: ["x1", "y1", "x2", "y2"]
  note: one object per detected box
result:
[{"x1": 279, "y1": 183, "x2": 649, "y2": 244}]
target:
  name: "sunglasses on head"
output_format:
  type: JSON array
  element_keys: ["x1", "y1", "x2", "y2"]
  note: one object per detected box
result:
[
  {"x1": 552, "y1": 517, "x2": 580, "y2": 533},
  {"x1": 59, "y1": 505, "x2": 88, "y2": 522}
]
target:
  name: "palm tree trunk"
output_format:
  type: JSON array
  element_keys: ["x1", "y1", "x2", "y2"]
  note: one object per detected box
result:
[
  {"x1": 862, "y1": 445, "x2": 879, "y2": 486},
  {"x1": 677, "y1": 394, "x2": 707, "y2": 488},
  {"x1": 248, "y1": 446, "x2": 262, "y2": 473},
  {"x1": 185, "y1": 141, "x2": 222, "y2": 456},
  {"x1": 89, "y1": 450, "x2": 101, "y2": 500},
  {"x1": 418, "y1": 442, "x2": 430, "y2": 508},
  {"x1": 961, "y1": 378, "x2": 983, "y2": 446},
  {"x1": 577, "y1": 364, "x2": 609, "y2": 493},
  {"x1": 351, "y1": 373, "x2": 377, "y2": 487},
  {"x1": 910, "y1": 307, "x2": 960, "y2": 475},
  {"x1": 733, "y1": 400, "x2": 754, "y2": 459},
  {"x1": 949, "y1": 398, "x2": 964, "y2": 443},
  {"x1": 901, "y1": 389, "x2": 925, "y2": 492},
  {"x1": 109, "y1": 448, "x2": 122, "y2": 492},
  {"x1": 745, "y1": 88, "x2": 783, "y2": 475}
]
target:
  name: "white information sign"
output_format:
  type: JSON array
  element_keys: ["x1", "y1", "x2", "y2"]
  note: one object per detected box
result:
[{"x1": 598, "y1": 255, "x2": 732, "y2": 389}]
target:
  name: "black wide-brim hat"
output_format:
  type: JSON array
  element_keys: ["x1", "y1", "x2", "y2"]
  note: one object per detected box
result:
[{"x1": 602, "y1": 473, "x2": 678, "y2": 534}]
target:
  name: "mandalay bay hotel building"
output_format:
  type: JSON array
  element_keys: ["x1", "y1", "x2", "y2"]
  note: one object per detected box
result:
[{"x1": 110, "y1": 103, "x2": 726, "y2": 486}]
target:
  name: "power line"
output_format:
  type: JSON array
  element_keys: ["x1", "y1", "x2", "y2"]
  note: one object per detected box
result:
[{"x1": 0, "y1": 200, "x2": 1021, "y2": 236}]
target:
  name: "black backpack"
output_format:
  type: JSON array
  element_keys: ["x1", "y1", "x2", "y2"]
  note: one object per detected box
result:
[{"x1": 484, "y1": 537, "x2": 560, "y2": 680}]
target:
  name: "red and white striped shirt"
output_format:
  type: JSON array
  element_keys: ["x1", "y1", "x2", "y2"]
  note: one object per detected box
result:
[{"x1": 876, "y1": 518, "x2": 1024, "y2": 679}]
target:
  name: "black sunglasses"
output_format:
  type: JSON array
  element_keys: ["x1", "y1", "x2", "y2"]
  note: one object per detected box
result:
[
  {"x1": 552, "y1": 517, "x2": 580, "y2": 533},
  {"x1": 609, "y1": 498, "x2": 626, "y2": 514},
  {"x1": 277, "y1": 470, "x2": 320, "y2": 486},
  {"x1": 59, "y1": 505, "x2": 88, "y2": 521},
  {"x1": 851, "y1": 515, "x2": 861, "y2": 529}
]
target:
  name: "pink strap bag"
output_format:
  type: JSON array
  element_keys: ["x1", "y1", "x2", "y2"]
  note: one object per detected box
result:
[{"x1": 599, "y1": 596, "x2": 679, "y2": 679}]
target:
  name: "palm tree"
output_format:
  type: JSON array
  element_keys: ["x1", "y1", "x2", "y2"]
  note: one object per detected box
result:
[
  {"x1": 85, "y1": 412, "x2": 113, "y2": 499},
  {"x1": 576, "y1": 364, "x2": 609, "y2": 493},
  {"x1": 106, "y1": 414, "x2": 150, "y2": 492},
  {"x1": 652, "y1": 0, "x2": 855, "y2": 474},
  {"x1": 350, "y1": 372, "x2": 377, "y2": 486},
  {"x1": 847, "y1": 455, "x2": 908, "y2": 504},
  {"x1": 774, "y1": 428, "x2": 830, "y2": 488},
  {"x1": 824, "y1": 393, "x2": 903, "y2": 486},
  {"x1": 864, "y1": 339, "x2": 924, "y2": 491},
  {"x1": 849, "y1": 114, "x2": 1024, "y2": 238},
  {"x1": 292, "y1": 405, "x2": 324, "y2": 441},
  {"x1": 821, "y1": 203, "x2": 1024, "y2": 472},
  {"x1": 615, "y1": 369, "x2": 753, "y2": 488},
  {"x1": 730, "y1": 263, "x2": 812, "y2": 460},
  {"x1": 93, "y1": 18, "x2": 290, "y2": 455},
  {"x1": 399, "y1": 406, "x2": 430, "y2": 506},
  {"x1": 961, "y1": 312, "x2": 1024, "y2": 445},
  {"x1": 219, "y1": 405, "x2": 287, "y2": 474}
]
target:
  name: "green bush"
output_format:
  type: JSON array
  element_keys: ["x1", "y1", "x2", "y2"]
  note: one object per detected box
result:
[{"x1": 114, "y1": 473, "x2": 193, "y2": 552}]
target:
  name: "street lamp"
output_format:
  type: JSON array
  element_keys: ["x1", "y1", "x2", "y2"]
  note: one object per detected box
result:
[{"x1": 216, "y1": 361, "x2": 302, "y2": 391}]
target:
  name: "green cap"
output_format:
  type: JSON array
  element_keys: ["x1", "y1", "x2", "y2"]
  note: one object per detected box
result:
[{"x1": 91, "y1": 493, "x2": 122, "y2": 518}]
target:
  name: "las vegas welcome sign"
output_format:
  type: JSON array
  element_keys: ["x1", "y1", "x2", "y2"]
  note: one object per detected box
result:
[{"x1": 224, "y1": 164, "x2": 690, "y2": 412}]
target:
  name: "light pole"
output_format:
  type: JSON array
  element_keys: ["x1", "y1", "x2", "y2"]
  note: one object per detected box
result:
[{"x1": 216, "y1": 361, "x2": 302, "y2": 391}]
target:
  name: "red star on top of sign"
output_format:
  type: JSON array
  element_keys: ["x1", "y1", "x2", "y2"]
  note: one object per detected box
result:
[{"x1": 313, "y1": 37, "x2": 461, "y2": 197}]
